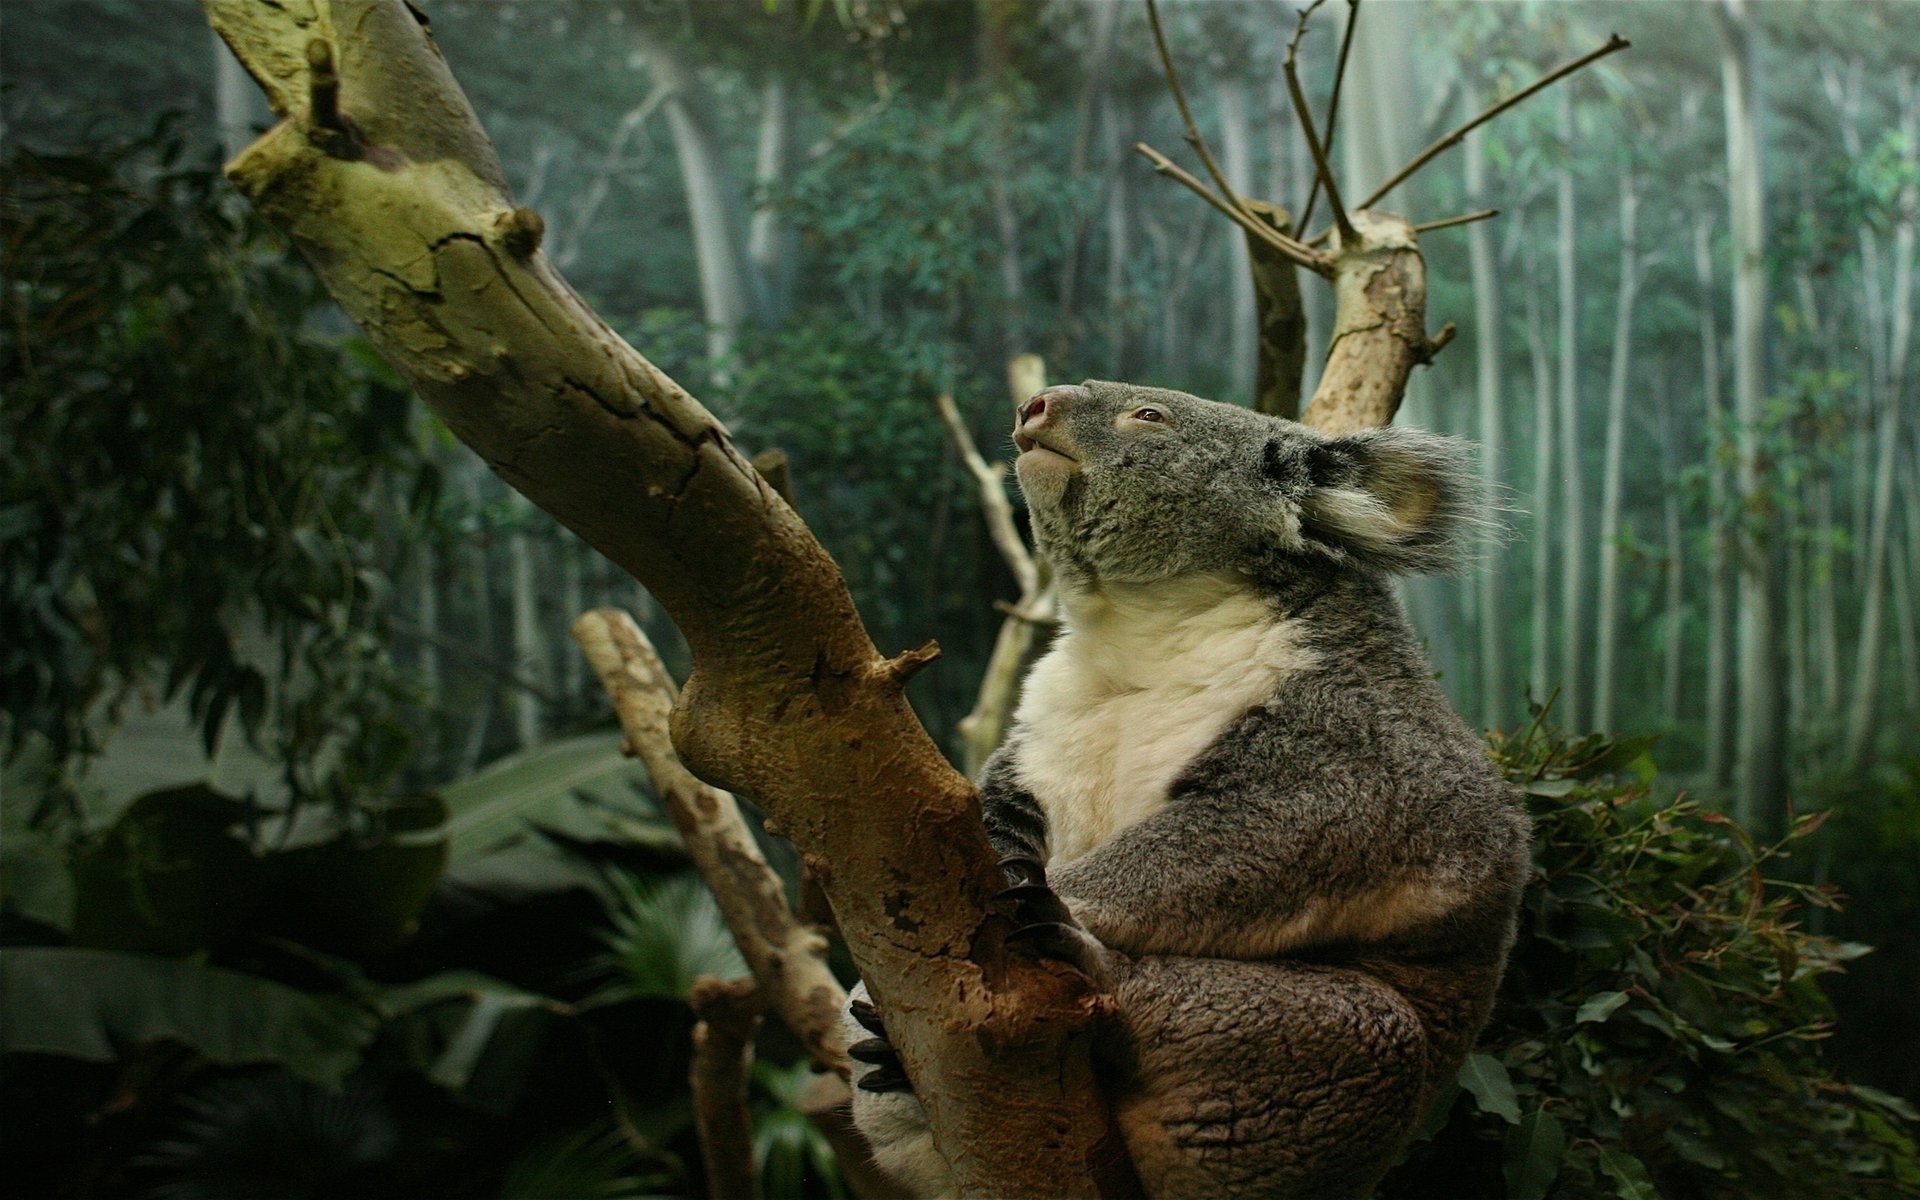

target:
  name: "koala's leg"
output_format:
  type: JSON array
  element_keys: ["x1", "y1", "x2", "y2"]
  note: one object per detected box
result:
[
  {"x1": 842, "y1": 982, "x2": 959, "y2": 1199},
  {"x1": 980, "y1": 746, "x2": 1049, "y2": 884},
  {"x1": 1104, "y1": 956, "x2": 1428, "y2": 1200}
]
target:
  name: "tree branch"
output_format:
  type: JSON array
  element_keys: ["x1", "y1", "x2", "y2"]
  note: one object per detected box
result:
[
  {"x1": 1352, "y1": 34, "x2": 1629, "y2": 213},
  {"x1": 936, "y1": 392, "x2": 1036, "y2": 597},
  {"x1": 1144, "y1": 0, "x2": 1253, "y2": 230},
  {"x1": 1294, "y1": 0, "x2": 1360, "y2": 237},
  {"x1": 951, "y1": 358, "x2": 1059, "y2": 777},
  {"x1": 689, "y1": 975, "x2": 764, "y2": 1200},
  {"x1": 1133, "y1": 142, "x2": 1329, "y2": 274},
  {"x1": 1284, "y1": 0, "x2": 1356, "y2": 245},
  {"x1": 202, "y1": 4, "x2": 1129, "y2": 1193},
  {"x1": 572, "y1": 609, "x2": 847, "y2": 1073},
  {"x1": 1414, "y1": 207, "x2": 1499, "y2": 234}
]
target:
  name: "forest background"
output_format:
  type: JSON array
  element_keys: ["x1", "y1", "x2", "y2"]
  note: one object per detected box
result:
[{"x1": 2, "y1": 1, "x2": 1917, "y2": 1198}]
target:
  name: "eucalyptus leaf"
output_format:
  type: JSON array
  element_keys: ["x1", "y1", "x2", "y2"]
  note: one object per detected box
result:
[
  {"x1": 1457, "y1": 1052, "x2": 1522, "y2": 1125},
  {"x1": 1503, "y1": 1109, "x2": 1567, "y2": 1200}
]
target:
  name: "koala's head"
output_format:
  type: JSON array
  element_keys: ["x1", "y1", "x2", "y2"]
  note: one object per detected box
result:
[{"x1": 1012, "y1": 380, "x2": 1481, "y2": 586}]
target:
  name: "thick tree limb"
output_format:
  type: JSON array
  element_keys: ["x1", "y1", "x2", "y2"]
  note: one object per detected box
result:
[
  {"x1": 1301, "y1": 211, "x2": 1450, "y2": 434},
  {"x1": 203, "y1": 4, "x2": 1127, "y2": 1194},
  {"x1": 689, "y1": 975, "x2": 764, "y2": 1200},
  {"x1": 1242, "y1": 198, "x2": 1309, "y2": 419}
]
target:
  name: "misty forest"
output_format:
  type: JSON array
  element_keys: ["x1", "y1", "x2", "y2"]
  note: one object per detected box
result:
[{"x1": 2, "y1": 0, "x2": 1917, "y2": 1197}]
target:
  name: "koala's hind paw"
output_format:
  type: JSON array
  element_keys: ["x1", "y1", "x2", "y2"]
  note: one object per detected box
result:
[{"x1": 847, "y1": 1000, "x2": 913, "y2": 1094}]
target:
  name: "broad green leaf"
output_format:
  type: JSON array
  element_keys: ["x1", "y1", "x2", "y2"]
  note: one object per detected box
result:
[
  {"x1": 69, "y1": 784, "x2": 258, "y2": 954},
  {"x1": 1503, "y1": 1109, "x2": 1567, "y2": 1200},
  {"x1": 1576, "y1": 990, "x2": 1631, "y2": 1025},
  {"x1": 440, "y1": 734, "x2": 656, "y2": 860},
  {"x1": 1457, "y1": 1052, "x2": 1522, "y2": 1125},
  {"x1": 1594, "y1": 1145, "x2": 1660, "y2": 1200},
  {"x1": 0, "y1": 947, "x2": 374, "y2": 1086},
  {"x1": 1850, "y1": 1084, "x2": 1920, "y2": 1124}
]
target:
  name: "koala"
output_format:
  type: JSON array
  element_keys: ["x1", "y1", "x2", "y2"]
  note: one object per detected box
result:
[{"x1": 844, "y1": 381, "x2": 1531, "y2": 1199}]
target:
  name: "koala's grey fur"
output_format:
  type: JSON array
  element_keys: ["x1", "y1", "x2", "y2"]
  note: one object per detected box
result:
[{"x1": 846, "y1": 381, "x2": 1530, "y2": 1199}]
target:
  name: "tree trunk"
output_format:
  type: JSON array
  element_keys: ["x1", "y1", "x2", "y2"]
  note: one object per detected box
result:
[
  {"x1": 1523, "y1": 240, "x2": 1557, "y2": 709},
  {"x1": 1839, "y1": 70, "x2": 1916, "y2": 774},
  {"x1": 1592, "y1": 171, "x2": 1641, "y2": 733},
  {"x1": 1717, "y1": 0, "x2": 1786, "y2": 833},
  {"x1": 1220, "y1": 78, "x2": 1258, "y2": 402},
  {"x1": 1464, "y1": 78, "x2": 1507, "y2": 729},
  {"x1": 201, "y1": 6, "x2": 1138, "y2": 1192},
  {"x1": 750, "y1": 72, "x2": 798, "y2": 321},
  {"x1": 458, "y1": 464, "x2": 497, "y2": 776},
  {"x1": 1104, "y1": 100, "x2": 1134, "y2": 378},
  {"x1": 1693, "y1": 214, "x2": 1733, "y2": 791},
  {"x1": 1660, "y1": 387, "x2": 1687, "y2": 728},
  {"x1": 634, "y1": 25, "x2": 763, "y2": 366},
  {"x1": 1554, "y1": 88, "x2": 1586, "y2": 733},
  {"x1": 507, "y1": 496, "x2": 548, "y2": 749}
]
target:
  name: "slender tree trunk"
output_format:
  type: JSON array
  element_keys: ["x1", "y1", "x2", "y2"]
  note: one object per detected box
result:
[
  {"x1": 507, "y1": 496, "x2": 548, "y2": 749},
  {"x1": 560, "y1": 540, "x2": 585, "y2": 706},
  {"x1": 1104, "y1": 99, "x2": 1134, "y2": 378},
  {"x1": 1660, "y1": 387, "x2": 1687, "y2": 727},
  {"x1": 1786, "y1": 523, "x2": 1809, "y2": 752},
  {"x1": 635, "y1": 26, "x2": 762, "y2": 366},
  {"x1": 1524, "y1": 243, "x2": 1557, "y2": 709},
  {"x1": 1811, "y1": 479, "x2": 1841, "y2": 712},
  {"x1": 1593, "y1": 172, "x2": 1641, "y2": 732},
  {"x1": 1892, "y1": 513, "x2": 1920, "y2": 714},
  {"x1": 1693, "y1": 215, "x2": 1733, "y2": 790},
  {"x1": 750, "y1": 72, "x2": 797, "y2": 321},
  {"x1": 1555, "y1": 89, "x2": 1586, "y2": 732},
  {"x1": 1464, "y1": 79, "x2": 1508, "y2": 728},
  {"x1": 459, "y1": 465, "x2": 497, "y2": 775},
  {"x1": 1718, "y1": 0, "x2": 1786, "y2": 833},
  {"x1": 1220, "y1": 79, "x2": 1257, "y2": 402}
]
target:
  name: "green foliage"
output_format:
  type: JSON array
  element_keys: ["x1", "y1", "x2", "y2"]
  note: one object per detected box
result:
[
  {"x1": 0, "y1": 122, "x2": 434, "y2": 814},
  {"x1": 1383, "y1": 724, "x2": 1920, "y2": 1200},
  {"x1": 753, "y1": 1059, "x2": 849, "y2": 1200},
  {"x1": 591, "y1": 872, "x2": 750, "y2": 1003},
  {"x1": 0, "y1": 948, "x2": 378, "y2": 1088},
  {"x1": 137, "y1": 1073, "x2": 399, "y2": 1200},
  {"x1": 498, "y1": 1120, "x2": 677, "y2": 1200}
]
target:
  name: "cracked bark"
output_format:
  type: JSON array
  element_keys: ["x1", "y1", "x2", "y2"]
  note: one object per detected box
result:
[{"x1": 202, "y1": 3, "x2": 1130, "y2": 1195}]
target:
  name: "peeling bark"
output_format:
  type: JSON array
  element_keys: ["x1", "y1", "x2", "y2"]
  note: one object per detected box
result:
[
  {"x1": 1300, "y1": 211, "x2": 1449, "y2": 435},
  {"x1": 202, "y1": 5, "x2": 1128, "y2": 1194}
]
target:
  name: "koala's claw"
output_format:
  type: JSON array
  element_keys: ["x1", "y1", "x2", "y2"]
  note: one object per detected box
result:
[
  {"x1": 849, "y1": 997, "x2": 887, "y2": 1039},
  {"x1": 1004, "y1": 919, "x2": 1106, "y2": 978},
  {"x1": 847, "y1": 1000, "x2": 914, "y2": 1093},
  {"x1": 997, "y1": 852, "x2": 1048, "y2": 888}
]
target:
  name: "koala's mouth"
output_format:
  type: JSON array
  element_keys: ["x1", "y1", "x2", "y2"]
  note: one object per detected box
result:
[{"x1": 1014, "y1": 432, "x2": 1075, "y2": 461}]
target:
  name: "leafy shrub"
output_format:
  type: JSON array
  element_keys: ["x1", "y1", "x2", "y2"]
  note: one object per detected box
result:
[
  {"x1": 1382, "y1": 722, "x2": 1920, "y2": 1200},
  {"x1": 0, "y1": 121, "x2": 435, "y2": 813}
]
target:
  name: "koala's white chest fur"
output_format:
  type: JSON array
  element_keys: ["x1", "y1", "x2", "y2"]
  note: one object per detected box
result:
[{"x1": 1011, "y1": 574, "x2": 1316, "y2": 865}]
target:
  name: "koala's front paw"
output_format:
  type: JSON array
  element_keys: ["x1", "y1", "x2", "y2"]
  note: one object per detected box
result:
[
  {"x1": 848, "y1": 997, "x2": 912, "y2": 1094},
  {"x1": 996, "y1": 877, "x2": 1111, "y2": 984}
]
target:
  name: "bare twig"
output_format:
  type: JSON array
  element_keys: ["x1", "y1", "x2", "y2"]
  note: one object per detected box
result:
[
  {"x1": 1414, "y1": 208, "x2": 1500, "y2": 234},
  {"x1": 1144, "y1": 0, "x2": 1252, "y2": 225},
  {"x1": 1134, "y1": 142, "x2": 1329, "y2": 273},
  {"x1": 1283, "y1": 4, "x2": 1356, "y2": 245},
  {"x1": 571, "y1": 609, "x2": 849, "y2": 1076},
  {"x1": 1295, "y1": 0, "x2": 1360, "y2": 236},
  {"x1": 936, "y1": 391, "x2": 1038, "y2": 595},
  {"x1": 1353, "y1": 34, "x2": 1630, "y2": 213},
  {"x1": 689, "y1": 976, "x2": 764, "y2": 1200}
]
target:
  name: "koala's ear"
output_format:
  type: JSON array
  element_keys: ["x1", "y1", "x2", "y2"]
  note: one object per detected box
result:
[{"x1": 1292, "y1": 427, "x2": 1483, "y2": 573}]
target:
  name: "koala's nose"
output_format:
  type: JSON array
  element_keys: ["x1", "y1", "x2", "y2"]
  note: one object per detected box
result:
[{"x1": 1015, "y1": 384, "x2": 1089, "y2": 452}]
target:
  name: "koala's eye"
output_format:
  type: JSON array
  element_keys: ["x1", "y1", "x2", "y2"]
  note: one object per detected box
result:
[{"x1": 1132, "y1": 407, "x2": 1166, "y2": 423}]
